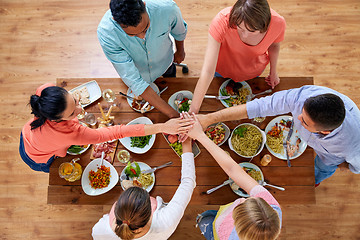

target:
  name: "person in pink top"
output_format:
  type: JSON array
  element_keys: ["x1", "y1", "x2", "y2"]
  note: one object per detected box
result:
[
  {"x1": 190, "y1": 0, "x2": 286, "y2": 114},
  {"x1": 183, "y1": 112, "x2": 281, "y2": 240},
  {"x1": 19, "y1": 83, "x2": 194, "y2": 173}
]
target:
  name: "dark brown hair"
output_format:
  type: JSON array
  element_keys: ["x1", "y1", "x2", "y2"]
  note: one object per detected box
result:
[
  {"x1": 229, "y1": 0, "x2": 271, "y2": 33},
  {"x1": 232, "y1": 197, "x2": 280, "y2": 240},
  {"x1": 114, "y1": 187, "x2": 152, "y2": 240}
]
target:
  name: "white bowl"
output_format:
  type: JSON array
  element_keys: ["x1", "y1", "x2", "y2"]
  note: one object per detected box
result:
[
  {"x1": 218, "y1": 79, "x2": 252, "y2": 108},
  {"x1": 119, "y1": 117, "x2": 156, "y2": 154},
  {"x1": 126, "y1": 83, "x2": 159, "y2": 113},
  {"x1": 204, "y1": 122, "x2": 230, "y2": 146},
  {"x1": 81, "y1": 158, "x2": 119, "y2": 196},
  {"x1": 228, "y1": 123, "x2": 266, "y2": 158},
  {"x1": 120, "y1": 162, "x2": 155, "y2": 192},
  {"x1": 168, "y1": 90, "x2": 193, "y2": 112}
]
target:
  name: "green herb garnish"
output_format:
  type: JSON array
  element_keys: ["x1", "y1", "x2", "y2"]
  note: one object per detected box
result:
[{"x1": 234, "y1": 126, "x2": 247, "y2": 137}]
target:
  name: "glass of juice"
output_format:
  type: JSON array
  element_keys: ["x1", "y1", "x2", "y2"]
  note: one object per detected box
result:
[{"x1": 117, "y1": 150, "x2": 130, "y2": 164}]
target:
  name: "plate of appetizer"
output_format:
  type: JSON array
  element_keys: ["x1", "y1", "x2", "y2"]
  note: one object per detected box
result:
[
  {"x1": 81, "y1": 158, "x2": 119, "y2": 196},
  {"x1": 126, "y1": 83, "x2": 159, "y2": 113},
  {"x1": 120, "y1": 161, "x2": 155, "y2": 192},
  {"x1": 229, "y1": 123, "x2": 266, "y2": 158},
  {"x1": 67, "y1": 144, "x2": 91, "y2": 155},
  {"x1": 90, "y1": 141, "x2": 118, "y2": 163},
  {"x1": 168, "y1": 90, "x2": 193, "y2": 112},
  {"x1": 163, "y1": 133, "x2": 201, "y2": 158},
  {"x1": 230, "y1": 162, "x2": 264, "y2": 198},
  {"x1": 119, "y1": 117, "x2": 156, "y2": 154},
  {"x1": 218, "y1": 79, "x2": 252, "y2": 108},
  {"x1": 265, "y1": 115, "x2": 307, "y2": 160},
  {"x1": 69, "y1": 80, "x2": 102, "y2": 108},
  {"x1": 204, "y1": 122, "x2": 230, "y2": 146}
]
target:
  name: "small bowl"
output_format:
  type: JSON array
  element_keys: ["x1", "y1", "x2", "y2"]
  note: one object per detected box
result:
[
  {"x1": 168, "y1": 90, "x2": 193, "y2": 112},
  {"x1": 204, "y1": 122, "x2": 230, "y2": 146},
  {"x1": 228, "y1": 123, "x2": 266, "y2": 158}
]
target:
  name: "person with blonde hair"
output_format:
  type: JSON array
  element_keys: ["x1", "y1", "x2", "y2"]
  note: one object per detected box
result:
[
  {"x1": 190, "y1": 0, "x2": 286, "y2": 114},
  {"x1": 91, "y1": 138, "x2": 196, "y2": 239},
  {"x1": 182, "y1": 112, "x2": 281, "y2": 240}
]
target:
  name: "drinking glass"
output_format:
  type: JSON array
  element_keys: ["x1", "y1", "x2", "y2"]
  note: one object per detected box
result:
[
  {"x1": 59, "y1": 158, "x2": 82, "y2": 182},
  {"x1": 77, "y1": 107, "x2": 86, "y2": 120},
  {"x1": 251, "y1": 117, "x2": 266, "y2": 127},
  {"x1": 117, "y1": 150, "x2": 130, "y2": 164},
  {"x1": 102, "y1": 89, "x2": 117, "y2": 110},
  {"x1": 84, "y1": 112, "x2": 97, "y2": 126}
]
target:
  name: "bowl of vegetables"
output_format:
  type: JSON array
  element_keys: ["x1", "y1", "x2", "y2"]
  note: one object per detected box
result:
[
  {"x1": 119, "y1": 117, "x2": 156, "y2": 154},
  {"x1": 120, "y1": 161, "x2": 155, "y2": 192},
  {"x1": 67, "y1": 144, "x2": 91, "y2": 155},
  {"x1": 204, "y1": 122, "x2": 230, "y2": 146},
  {"x1": 168, "y1": 90, "x2": 193, "y2": 112}
]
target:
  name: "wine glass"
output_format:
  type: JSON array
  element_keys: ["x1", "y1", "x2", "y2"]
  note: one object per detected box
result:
[
  {"x1": 102, "y1": 89, "x2": 117, "y2": 110},
  {"x1": 77, "y1": 107, "x2": 86, "y2": 120},
  {"x1": 84, "y1": 112, "x2": 97, "y2": 126}
]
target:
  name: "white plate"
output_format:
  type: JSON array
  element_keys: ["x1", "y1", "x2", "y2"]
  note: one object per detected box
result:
[
  {"x1": 69, "y1": 80, "x2": 101, "y2": 108},
  {"x1": 126, "y1": 83, "x2": 159, "y2": 113},
  {"x1": 218, "y1": 79, "x2": 252, "y2": 108},
  {"x1": 168, "y1": 90, "x2": 193, "y2": 112},
  {"x1": 228, "y1": 123, "x2": 266, "y2": 158},
  {"x1": 265, "y1": 115, "x2": 307, "y2": 160},
  {"x1": 81, "y1": 158, "x2": 119, "y2": 196},
  {"x1": 204, "y1": 122, "x2": 230, "y2": 146},
  {"x1": 120, "y1": 162, "x2": 155, "y2": 192},
  {"x1": 230, "y1": 162, "x2": 264, "y2": 198},
  {"x1": 119, "y1": 117, "x2": 156, "y2": 154},
  {"x1": 67, "y1": 122, "x2": 91, "y2": 155}
]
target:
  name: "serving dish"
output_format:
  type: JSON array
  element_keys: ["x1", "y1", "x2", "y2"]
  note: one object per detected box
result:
[
  {"x1": 162, "y1": 133, "x2": 201, "y2": 158},
  {"x1": 218, "y1": 79, "x2": 252, "y2": 108},
  {"x1": 69, "y1": 80, "x2": 101, "y2": 108},
  {"x1": 81, "y1": 158, "x2": 119, "y2": 196},
  {"x1": 264, "y1": 115, "x2": 307, "y2": 160},
  {"x1": 204, "y1": 122, "x2": 230, "y2": 146},
  {"x1": 119, "y1": 117, "x2": 156, "y2": 154},
  {"x1": 168, "y1": 90, "x2": 193, "y2": 112}
]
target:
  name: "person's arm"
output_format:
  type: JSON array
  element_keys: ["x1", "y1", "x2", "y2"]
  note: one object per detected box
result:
[
  {"x1": 183, "y1": 112, "x2": 258, "y2": 193},
  {"x1": 265, "y1": 42, "x2": 281, "y2": 89},
  {"x1": 140, "y1": 86, "x2": 179, "y2": 118},
  {"x1": 144, "y1": 117, "x2": 194, "y2": 135},
  {"x1": 173, "y1": 40, "x2": 185, "y2": 64},
  {"x1": 189, "y1": 34, "x2": 221, "y2": 114}
]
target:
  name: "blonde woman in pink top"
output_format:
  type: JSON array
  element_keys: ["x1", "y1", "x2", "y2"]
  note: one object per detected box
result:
[
  {"x1": 19, "y1": 83, "x2": 194, "y2": 173},
  {"x1": 190, "y1": 0, "x2": 286, "y2": 114}
]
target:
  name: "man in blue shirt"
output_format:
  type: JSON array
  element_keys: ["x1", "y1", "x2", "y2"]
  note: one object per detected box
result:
[
  {"x1": 98, "y1": 0, "x2": 187, "y2": 118},
  {"x1": 197, "y1": 85, "x2": 360, "y2": 185}
]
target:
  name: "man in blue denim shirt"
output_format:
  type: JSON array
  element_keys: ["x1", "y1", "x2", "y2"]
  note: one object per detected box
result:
[
  {"x1": 98, "y1": 0, "x2": 187, "y2": 118},
  {"x1": 199, "y1": 85, "x2": 360, "y2": 185}
]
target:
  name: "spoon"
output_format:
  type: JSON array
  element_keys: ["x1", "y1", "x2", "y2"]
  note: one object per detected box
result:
[
  {"x1": 258, "y1": 180, "x2": 285, "y2": 191},
  {"x1": 100, "y1": 151, "x2": 105, "y2": 166},
  {"x1": 174, "y1": 93, "x2": 184, "y2": 111},
  {"x1": 247, "y1": 89, "x2": 272, "y2": 101}
]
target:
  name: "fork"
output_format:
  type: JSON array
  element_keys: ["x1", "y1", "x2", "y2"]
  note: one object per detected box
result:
[{"x1": 204, "y1": 95, "x2": 237, "y2": 100}]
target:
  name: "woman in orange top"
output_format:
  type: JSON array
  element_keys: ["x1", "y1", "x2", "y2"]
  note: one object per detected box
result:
[
  {"x1": 190, "y1": 0, "x2": 286, "y2": 114},
  {"x1": 20, "y1": 83, "x2": 193, "y2": 173}
]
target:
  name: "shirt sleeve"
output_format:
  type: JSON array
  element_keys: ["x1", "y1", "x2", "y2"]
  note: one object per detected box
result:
[
  {"x1": 69, "y1": 123, "x2": 146, "y2": 145},
  {"x1": 168, "y1": 1, "x2": 187, "y2": 41},
  {"x1": 97, "y1": 30, "x2": 149, "y2": 96},
  {"x1": 208, "y1": 9, "x2": 230, "y2": 43},
  {"x1": 153, "y1": 152, "x2": 196, "y2": 229}
]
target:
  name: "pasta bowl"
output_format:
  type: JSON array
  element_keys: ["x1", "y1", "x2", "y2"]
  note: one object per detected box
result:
[{"x1": 228, "y1": 123, "x2": 266, "y2": 158}]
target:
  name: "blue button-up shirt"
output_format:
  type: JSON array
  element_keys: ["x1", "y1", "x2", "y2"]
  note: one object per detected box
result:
[
  {"x1": 247, "y1": 85, "x2": 360, "y2": 174},
  {"x1": 97, "y1": 0, "x2": 187, "y2": 96}
]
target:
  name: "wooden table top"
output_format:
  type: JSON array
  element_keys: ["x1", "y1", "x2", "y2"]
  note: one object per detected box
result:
[{"x1": 48, "y1": 77, "x2": 315, "y2": 205}]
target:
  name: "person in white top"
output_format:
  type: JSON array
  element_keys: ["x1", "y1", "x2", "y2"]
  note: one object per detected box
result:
[{"x1": 92, "y1": 138, "x2": 196, "y2": 240}]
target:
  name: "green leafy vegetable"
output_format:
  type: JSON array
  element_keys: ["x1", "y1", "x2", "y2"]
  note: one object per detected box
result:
[
  {"x1": 124, "y1": 161, "x2": 141, "y2": 178},
  {"x1": 130, "y1": 135, "x2": 152, "y2": 148},
  {"x1": 234, "y1": 126, "x2": 247, "y2": 137},
  {"x1": 67, "y1": 145, "x2": 83, "y2": 153}
]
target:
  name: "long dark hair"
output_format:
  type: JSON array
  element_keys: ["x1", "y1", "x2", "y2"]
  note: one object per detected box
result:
[
  {"x1": 114, "y1": 187, "x2": 152, "y2": 240},
  {"x1": 29, "y1": 86, "x2": 68, "y2": 130}
]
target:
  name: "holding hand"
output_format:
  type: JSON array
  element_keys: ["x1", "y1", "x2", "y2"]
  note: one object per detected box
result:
[
  {"x1": 180, "y1": 112, "x2": 205, "y2": 140},
  {"x1": 162, "y1": 117, "x2": 194, "y2": 135}
]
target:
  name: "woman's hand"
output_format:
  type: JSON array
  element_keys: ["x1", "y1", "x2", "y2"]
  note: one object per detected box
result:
[
  {"x1": 162, "y1": 117, "x2": 194, "y2": 135},
  {"x1": 265, "y1": 73, "x2": 280, "y2": 89},
  {"x1": 181, "y1": 112, "x2": 205, "y2": 140}
]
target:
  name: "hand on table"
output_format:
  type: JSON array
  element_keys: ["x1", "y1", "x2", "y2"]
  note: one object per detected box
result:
[{"x1": 265, "y1": 73, "x2": 280, "y2": 89}]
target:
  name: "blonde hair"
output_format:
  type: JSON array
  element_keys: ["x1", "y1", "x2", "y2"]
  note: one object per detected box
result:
[
  {"x1": 114, "y1": 187, "x2": 151, "y2": 240},
  {"x1": 232, "y1": 197, "x2": 281, "y2": 240}
]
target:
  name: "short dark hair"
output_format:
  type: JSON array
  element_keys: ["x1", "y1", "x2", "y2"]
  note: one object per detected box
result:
[
  {"x1": 229, "y1": 0, "x2": 271, "y2": 33},
  {"x1": 303, "y1": 93, "x2": 345, "y2": 131},
  {"x1": 110, "y1": 0, "x2": 146, "y2": 27},
  {"x1": 29, "y1": 86, "x2": 67, "y2": 130}
]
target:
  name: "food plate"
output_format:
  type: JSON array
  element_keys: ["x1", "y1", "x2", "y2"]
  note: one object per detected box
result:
[
  {"x1": 204, "y1": 122, "x2": 230, "y2": 146},
  {"x1": 69, "y1": 80, "x2": 101, "y2": 108},
  {"x1": 265, "y1": 115, "x2": 307, "y2": 160},
  {"x1": 230, "y1": 162, "x2": 264, "y2": 198},
  {"x1": 81, "y1": 158, "x2": 119, "y2": 196},
  {"x1": 119, "y1": 117, "x2": 156, "y2": 154},
  {"x1": 120, "y1": 162, "x2": 155, "y2": 192},
  {"x1": 168, "y1": 90, "x2": 193, "y2": 112},
  {"x1": 228, "y1": 123, "x2": 266, "y2": 158},
  {"x1": 218, "y1": 79, "x2": 252, "y2": 108},
  {"x1": 162, "y1": 133, "x2": 201, "y2": 158},
  {"x1": 126, "y1": 83, "x2": 159, "y2": 113}
]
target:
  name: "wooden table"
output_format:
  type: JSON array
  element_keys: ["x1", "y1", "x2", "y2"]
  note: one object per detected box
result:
[{"x1": 48, "y1": 77, "x2": 315, "y2": 205}]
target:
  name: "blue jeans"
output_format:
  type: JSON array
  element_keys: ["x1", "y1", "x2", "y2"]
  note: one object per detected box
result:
[
  {"x1": 196, "y1": 210, "x2": 218, "y2": 240},
  {"x1": 19, "y1": 133, "x2": 55, "y2": 173},
  {"x1": 314, "y1": 155, "x2": 338, "y2": 184}
]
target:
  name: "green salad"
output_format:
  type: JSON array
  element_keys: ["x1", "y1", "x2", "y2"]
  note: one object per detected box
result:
[
  {"x1": 130, "y1": 135, "x2": 152, "y2": 148},
  {"x1": 67, "y1": 145, "x2": 86, "y2": 154},
  {"x1": 124, "y1": 161, "x2": 141, "y2": 178}
]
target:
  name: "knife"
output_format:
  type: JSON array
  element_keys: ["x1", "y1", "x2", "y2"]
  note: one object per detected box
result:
[
  {"x1": 141, "y1": 161, "x2": 173, "y2": 174},
  {"x1": 284, "y1": 119, "x2": 294, "y2": 167}
]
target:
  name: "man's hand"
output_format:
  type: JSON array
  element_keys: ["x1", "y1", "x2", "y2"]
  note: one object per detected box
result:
[{"x1": 174, "y1": 49, "x2": 185, "y2": 64}]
